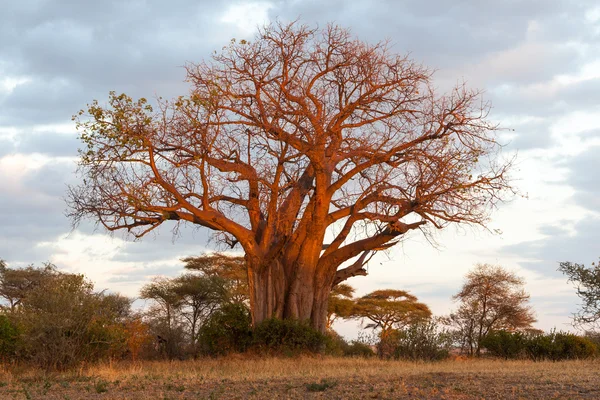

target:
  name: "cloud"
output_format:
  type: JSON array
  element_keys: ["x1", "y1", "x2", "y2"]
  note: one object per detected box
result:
[
  {"x1": 0, "y1": 155, "x2": 75, "y2": 261},
  {"x1": 503, "y1": 216, "x2": 600, "y2": 275},
  {"x1": 564, "y1": 144, "x2": 600, "y2": 212}
]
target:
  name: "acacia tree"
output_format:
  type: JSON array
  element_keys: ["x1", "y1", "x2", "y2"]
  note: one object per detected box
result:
[
  {"x1": 0, "y1": 262, "x2": 58, "y2": 313},
  {"x1": 447, "y1": 264, "x2": 536, "y2": 356},
  {"x1": 182, "y1": 253, "x2": 249, "y2": 304},
  {"x1": 352, "y1": 289, "x2": 431, "y2": 358},
  {"x1": 326, "y1": 283, "x2": 355, "y2": 330},
  {"x1": 353, "y1": 289, "x2": 431, "y2": 335},
  {"x1": 558, "y1": 259, "x2": 600, "y2": 328},
  {"x1": 68, "y1": 22, "x2": 512, "y2": 332},
  {"x1": 172, "y1": 274, "x2": 228, "y2": 353}
]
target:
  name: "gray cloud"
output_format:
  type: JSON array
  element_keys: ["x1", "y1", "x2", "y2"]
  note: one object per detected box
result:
[
  {"x1": 0, "y1": 0, "x2": 249, "y2": 128},
  {"x1": 17, "y1": 131, "x2": 80, "y2": 157},
  {"x1": 504, "y1": 217, "x2": 600, "y2": 276},
  {"x1": 0, "y1": 161, "x2": 75, "y2": 261},
  {"x1": 565, "y1": 145, "x2": 600, "y2": 212},
  {"x1": 269, "y1": 0, "x2": 595, "y2": 69},
  {"x1": 505, "y1": 119, "x2": 554, "y2": 150}
]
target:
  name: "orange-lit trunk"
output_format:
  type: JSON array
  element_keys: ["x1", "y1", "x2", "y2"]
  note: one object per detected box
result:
[{"x1": 247, "y1": 256, "x2": 333, "y2": 333}]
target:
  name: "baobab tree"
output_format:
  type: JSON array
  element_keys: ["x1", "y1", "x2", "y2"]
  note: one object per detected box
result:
[{"x1": 68, "y1": 21, "x2": 513, "y2": 332}]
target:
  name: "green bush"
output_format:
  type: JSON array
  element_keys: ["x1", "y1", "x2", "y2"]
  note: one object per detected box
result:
[
  {"x1": 197, "y1": 303, "x2": 252, "y2": 356},
  {"x1": 551, "y1": 332, "x2": 597, "y2": 360},
  {"x1": 524, "y1": 333, "x2": 553, "y2": 361},
  {"x1": 584, "y1": 331, "x2": 600, "y2": 348},
  {"x1": 0, "y1": 314, "x2": 19, "y2": 360},
  {"x1": 252, "y1": 318, "x2": 328, "y2": 355},
  {"x1": 391, "y1": 321, "x2": 452, "y2": 361},
  {"x1": 481, "y1": 330, "x2": 526, "y2": 359},
  {"x1": 344, "y1": 341, "x2": 375, "y2": 358},
  {"x1": 524, "y1": 330, "x2": 597, "y2": 361},
  {"x1": 323, "y1": 330, "x2": 375, "y2": 357}
]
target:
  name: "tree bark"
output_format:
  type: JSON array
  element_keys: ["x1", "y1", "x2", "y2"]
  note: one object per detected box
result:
[{"x1": 247, "y1": 256, "x2": 334, "y2": 333}]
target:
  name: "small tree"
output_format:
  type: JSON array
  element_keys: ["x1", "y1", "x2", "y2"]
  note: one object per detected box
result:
[
  {"x1": 353, "y1": 289, "x2": 431, "y2": 357},
  {"x1": 172, "y1": 274, "x2": 228, "y2": 355},
  {"x1": 558, "y1": 259, "x2": 600, "y2": 329},
  {"x1": 326, "y1": 283, "x2": 356, "y2": 330},
  {"x1": 15, "y1": 268, "x2": 131, "y2": 369},
  {"x1": 447, "y1": 264, "x2": 536, "y2": 356},
  {"x1": 354, "y1": 290, "x2": 431, "y2": 334},
  {"x1": 0, "y1": 262, "x2": 58, "y2": 312},
  {"x1": 182, "y1": 253, "x2": 248, "y2": 304},
  {"x1": 123, "y1": 317, "x2": 152, "y2": 361},
  {"x1": 140, "y1": 277, "x2": 186, "y2": 359}
]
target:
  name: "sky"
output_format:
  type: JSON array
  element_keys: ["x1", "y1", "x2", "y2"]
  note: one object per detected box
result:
[{"x1": 1, "y1": 0, "x2": 599, "y2": 337}]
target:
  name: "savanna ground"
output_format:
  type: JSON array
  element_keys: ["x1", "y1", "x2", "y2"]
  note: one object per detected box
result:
[{"x1": 0, "y1": 357, "x2": 598, "y2": 399}]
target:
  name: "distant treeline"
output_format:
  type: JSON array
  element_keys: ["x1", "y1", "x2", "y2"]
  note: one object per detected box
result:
[{"x1": 0, "y1": 257, "x2": 597, "y2": 369}]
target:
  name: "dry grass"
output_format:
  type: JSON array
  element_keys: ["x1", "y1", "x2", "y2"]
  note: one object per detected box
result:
[{"x1": 0, "y1": 357, "x2": 598, "y2": 399}]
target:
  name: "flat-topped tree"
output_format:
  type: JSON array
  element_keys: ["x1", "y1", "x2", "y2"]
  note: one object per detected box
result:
[
  {"x1": 353, "y1": 289, "x2": 432, "y2": 335},
  {"x1": 68, "y1": 21, "x2": 512, "y2": 332}
]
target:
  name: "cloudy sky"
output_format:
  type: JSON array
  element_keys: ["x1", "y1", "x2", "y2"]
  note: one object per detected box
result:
[{"x1": 1, "y1": 0, "x2": 599, "y2": 336}]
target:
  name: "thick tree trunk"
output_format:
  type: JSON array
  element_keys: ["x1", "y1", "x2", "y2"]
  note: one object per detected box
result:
[{"x1": 247, "y1": 257, "x2": 333, "y2": 333}]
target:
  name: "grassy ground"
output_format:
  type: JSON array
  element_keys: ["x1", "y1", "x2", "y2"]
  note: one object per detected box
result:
[{"x1": 0, "y1": 357, "x2": 598, "y2": 399}]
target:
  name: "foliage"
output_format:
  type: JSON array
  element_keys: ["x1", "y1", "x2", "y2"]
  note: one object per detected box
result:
[
  {"x1": 481, "y1": 330, "x2": 527, "y2": 359},
  {"x1": 322, "y1": 330, "x2": 375, "y2": 357},
  {"x1": 69, "y1": 21, "x2": 513, "y2": 331},
  {"x1": 0, "y1": 314, "x2": 18, "y2": 360},
  {"x1": 532, "y1": 331, "x2": 597, "y2": 361},
  {"x1": 123, "y1": 318, "x2": 152, "y2": 361},
  {"x1": 327, "y1": 284, "x2": 356, "y2": 329},
  {"x1": 182, "y1": 254, "x2": 248, "y2": 304},
  {"x1": 353, "y1": 289, "x2": 431, "y2": 334},
  {"x1": 172, "y1": 273, "x2": 228, "y2": 354},
  {"x1": 140, "y1": 277, "x2": 186, "y2": 359},
  {"x1": 446, "y1": 264, "x2": 536, "y2": 356},
  {"x1": 14, "y1": 269, "x2": 132, "y2": 369},
  {"x1": 252, "y1": 318, "x2": 329, "y2": 355},
  {"x1": 390, "y1": 320, "x2": 453, "y2": 361},
  {"x1": 583, "y1": 330, "x2": 600, "y2": 348},
  {"x1": 558, "y1": 259, "x2": 600, "y2": 328},
  {"x1": 140, "y1": 255, "x2": 250, "y2": 358},
  {"x1": 0, "y1": 262, "x2": 58, "y2": 312},
  {"x1": 197, "y1": 303, "x2": 252, "y2": 356},
  {"x1": 343, "y1": 341, "x2": 376, "y2": 358},
  {"x1": 482, "y1": 329, "x2": 597, "y2": 361}
]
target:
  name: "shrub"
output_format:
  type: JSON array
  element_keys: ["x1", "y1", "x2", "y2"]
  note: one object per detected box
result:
[
  {"x1": 344, "y1": 341, "x2": 375, "y2": 358},
  {"x1": 583, "y1": 331, "x2": 600, "y2": 348},
  {"x1": 481, "y1": 330, "x2": 526, "y2": 359},
  {"x1": 391, "y1": 321, "x2": 452, "y2": 361},
  {"x1": 197, "y1": 303, "x2": 252, "y2": 356},
  {"x1": 524, "y1": 330, "x2": 598, "y2": 361},
  {"x1": 0, "y1": 314, "x2": 18, "y2": 360},
  {"x1": 551, "y1": 332, "x2": 597, "y2": 360},
  {"x1": 252, "y1": 318, "x2": 328, "y2": 355},
  {"x1": 324, "y1": 330, "x2": 375, "y2": 357},
  {"x1": 524, "y1": 332, "x2": 553, "y2": 361}
]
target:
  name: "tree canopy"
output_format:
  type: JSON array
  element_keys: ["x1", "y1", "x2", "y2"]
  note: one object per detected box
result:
[
  {"x1": 353, "y1": 289, "x2": 432, "y2": 335},
  {"x1": 68, "y1": 21, "x2": 513, "y2": 331},
  {"x1": 559, "y1": 259, "x2": 600, "y2": 329},
  {"x1": 447, "y1": 264, "x2": 536, "y2": 356},
  {"x1": 326, "y1": 283, "x2": 356, "y2": 329}
]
